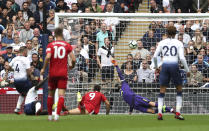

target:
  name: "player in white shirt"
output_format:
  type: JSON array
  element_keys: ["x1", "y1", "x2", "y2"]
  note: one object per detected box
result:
[
  {"x1": 153, "y1": 26, "x2": 190, "y2": 120},
  {"x1": 24, "y1": 76, "x2": 48, "y2": 115},
  {"x1": 9, "y1": 46, "x2": 32, "y2": 114}
]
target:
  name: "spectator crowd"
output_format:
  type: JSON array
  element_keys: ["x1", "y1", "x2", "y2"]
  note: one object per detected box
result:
[{"x1": 0, "y1": 0, "x2": 208, "y2": 89}]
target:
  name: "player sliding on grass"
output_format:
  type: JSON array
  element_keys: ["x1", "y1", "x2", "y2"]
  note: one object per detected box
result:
[
  {"x1": 63, "y1": 85, "x2": 110, "y2": 115},
  {"x1": 112, "y1": 59, "x2": 175, "y2": 115},
  {"x1": 24, "y1": 76, "x2": 48, "y2": 115}
]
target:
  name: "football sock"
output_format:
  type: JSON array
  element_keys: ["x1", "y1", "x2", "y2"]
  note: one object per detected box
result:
[
  {"x1": 35, "y1": 102, "x2": 41, "y2": 113},
  {"x1": 47, "y1": 96, "x2": 54, "y2": 115},
  {"x1": 158, "y1": 93, "x2": 165, "y2": 114},
  {"x1": 176, "y1": 92, "x2": 182, "y2": 113},
  {"x1": 163, "y1": 106, "x2": 172, "y2": 112},
  {"x1": 54, "y1": 114, "x2": 59, "y2": 121},
  {"x1": 16, "y1": 95, "x2": 24, "y2": 109},
  {"x1": 57, "y1": 96, "x2": 64, "y2": 115}
]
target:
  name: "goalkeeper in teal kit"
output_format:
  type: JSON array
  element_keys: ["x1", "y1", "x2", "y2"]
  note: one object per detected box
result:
[{"x1": 112, "y1": 59, "x2": 175, "y2": 114}]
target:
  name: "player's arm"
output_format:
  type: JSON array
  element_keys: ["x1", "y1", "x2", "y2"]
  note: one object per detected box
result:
[
  {"x1": 153, "y1": 44, "x2": 161, "y2": 69},
  {"x1": 101, "y1": 93, "x2": 110, "y2": 115},
  {"x1": 111, "y1": 59, "x2": 125, "y2": 81},
  {"x1": 8, "y1": 59, "x2": 14, "y2": 71},
  {"x1": 178, "y1": 43, "x2": 190, "y2": 75},
  {"x1": 26, "y1": 68, "x2": 32, "y2": 78},
  {"x1": 104, "y1": 99, "x2": 110, "y2": 115},
  {"x1": 69, "y1": 51, "x2": 76, "y2": 69},
  {"x1": 34, "y1": 76, "x2": 48, "y2": 90},
  {"x1": 40, "y1": 53, "x2": 51, "y2": 75},
  {"x1": 26, "y1": 58, "x2": 32, "y2": 79}
]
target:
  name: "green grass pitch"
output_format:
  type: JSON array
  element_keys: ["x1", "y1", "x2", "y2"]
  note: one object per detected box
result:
[{"x1": 0, "y1": 114, "x2": 209, "y2": 131}]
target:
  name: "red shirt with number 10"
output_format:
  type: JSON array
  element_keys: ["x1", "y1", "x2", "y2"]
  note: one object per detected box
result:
[{"x1": 46, "y1": 40, "x2": 72, "y2": 78}]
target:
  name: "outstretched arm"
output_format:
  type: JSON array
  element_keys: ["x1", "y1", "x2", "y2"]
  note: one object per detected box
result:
[
  {"x1": 114, "y1": 63, "x2": 125, "y2": 81},
  {"x1": 35, "y1": 76, "x2": 48, "y2": 90},
  {"x1": 104, "y1": 100, "x2": 110, "y2": 115}
]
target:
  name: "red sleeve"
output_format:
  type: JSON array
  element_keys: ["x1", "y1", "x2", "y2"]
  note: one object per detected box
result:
[
  {"x1": 46, "y1": 43, "x2": 52, "y2": 54},
  {"x1": 68, "y1": 43, "x2": 73, "y2": 53},
  {"x1": 80, "y1": 94, "x2": 86, "y2": 106},
  {"x1": 101, "y1": 93, "x2": 107, "y2": 102}
]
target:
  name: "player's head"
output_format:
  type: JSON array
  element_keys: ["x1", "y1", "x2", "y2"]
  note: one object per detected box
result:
[
  {"x1": 167, "y1": 26, "x2": 176, "y2": 38},
  {"x1": 93, "y1": 85, "x2": 101, "y2": 92},
  {"x1": 54, "y1": 27, "x2": 64, "y2": 39},
  {"x1": 19, "y1": 46, "x2": 28, "y2": 56}
]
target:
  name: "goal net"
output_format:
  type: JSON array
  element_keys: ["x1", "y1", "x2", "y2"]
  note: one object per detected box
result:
[{"x1": 55, "y1": 13, "x2": 209, "y2": 114}]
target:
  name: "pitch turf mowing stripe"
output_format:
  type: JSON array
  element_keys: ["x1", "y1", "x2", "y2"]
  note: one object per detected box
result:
[{"x1": 0, "y1": 115, "x2": 209, "y2": 131}]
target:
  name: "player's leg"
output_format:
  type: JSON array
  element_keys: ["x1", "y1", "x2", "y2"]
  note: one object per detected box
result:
[
  {"x1": 54, "y1": 88, "x2": 65, "y2": 120},
  {"x1": 158, "y1": 86, "x2": 167, "y2": 120},
  {"x1": 172, "y1": 65, "x2": 184, "y2": 120},
  {"x1": 149, "y1": 102, "x2": 174, "y2": 114},
  {"x1": 35, "y1": 101, "x2": 42, "y2": 115},
  {"x1": 47, "y1": 89, "x2": 55, "y2": 120},
  {"x1": 55, "y1": 78, "x2": 68, "y2": 120},
  {"x1": 146, "y1": 108, "x2": 156, "y2": 114},
  {"x1": 14, "y1": 80, "x2": 31, "y2": 114},
  {"x1": 69, "y1": 108, "x2": 82, "y2": 115},
  {"x1": 175, "y1": 85, "x2": 184, "y2": 120},
  {"x1": 47, "y1": 77, "x2": 57, "y2": 120},
  {"x1": 14, "y1": 94, "x2": 25, "y2": 114},
  {"x1": 157, "y1": 64, "x2": 170, "y2": 120},
  {"x1": 68, "y1": 108, "x2": 89, "y2": 115}
]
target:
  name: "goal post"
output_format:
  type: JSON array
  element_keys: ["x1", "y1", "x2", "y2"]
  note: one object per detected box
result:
[{"x1": 54, "y1": 13, "x2": 209, "y2": 114}]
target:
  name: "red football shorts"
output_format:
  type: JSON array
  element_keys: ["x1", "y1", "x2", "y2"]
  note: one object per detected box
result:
[
  {"x1": 78, "y1": 103, "x2": 94, "y2": 114},
  {"x1": 48, "y1": 76, "x2": 68, "y2": 90}
]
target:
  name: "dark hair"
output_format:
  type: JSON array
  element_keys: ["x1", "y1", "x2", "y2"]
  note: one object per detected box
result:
[
  {"x1": 167, "y1": 26, "x2": 177, "y2": 38},
  {"x1": 125, "y1": 61, "x2": 133, "y2": 69},
  {"x1": 19, "y1": 46, "x2": 27, "y2": 53},
  {"x1": 26, "y1": 40, "x2": 32, "y2": 44},
  {"x1": 127, "y1": 54, "x2": 133, "y2": 58},
  {"x1": 93, "y1": 85, "x2": 101, "y2": 92},
  {"x1": 22, "y1": 2, "x2": 28, "y2": 6},
  {"x1": 54, "y1": 27, "x2": 63, "y2": 38}
]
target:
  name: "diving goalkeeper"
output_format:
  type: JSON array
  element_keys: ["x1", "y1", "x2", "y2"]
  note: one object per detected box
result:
[{"x1": 112, "y1": 59, "x2": 175, "y2": 114}]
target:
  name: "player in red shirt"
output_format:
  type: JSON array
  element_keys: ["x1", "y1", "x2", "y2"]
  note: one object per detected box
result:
[
  {"x1": 40, "y1": 27, "x2": 76, "y2": 121},
  {"x1": 64, "y1": 85, "x2": 110, "y2": 115}
]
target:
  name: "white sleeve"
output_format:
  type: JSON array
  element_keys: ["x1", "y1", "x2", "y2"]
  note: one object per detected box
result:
[
  {"x1": 163, "y1": 0, "x2": 169, "y2": 7},
  {"x1": 178, "y1": 42, "x2": 189, "y2": 72},
  {"x1": 25, "y1": 58, "x2": 31, "y2": 69},
  {"x1": 97, "y1": 48, "x2": 102, "y2": 56},
  {"x1": 153, "y1": 44, "x2": 162, "y2": 68},
  {"x1": 9, "y1": 58, "x2": 14, "y2": 68},
  {"x1": 111, "y1": 47, "x2": 114, "y2": 54}
]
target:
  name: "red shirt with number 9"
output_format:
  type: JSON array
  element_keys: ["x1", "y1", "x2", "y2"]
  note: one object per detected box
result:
[{"x1": 80, "y1": 91, "x2": 107, "y2": 114}]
